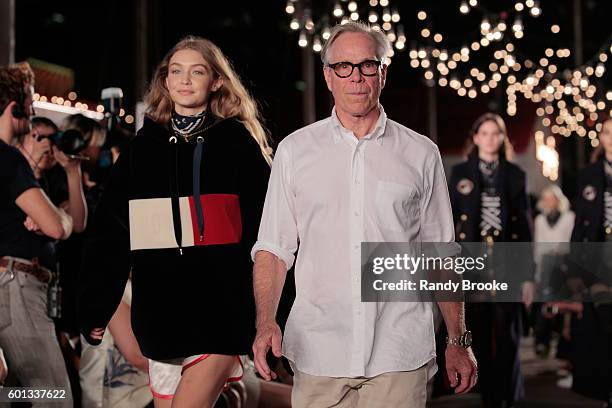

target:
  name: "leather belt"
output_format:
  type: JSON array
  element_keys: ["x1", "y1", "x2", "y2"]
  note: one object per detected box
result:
[{"x1": 0, "y1": 257, "x2": 54, "y2": 284}]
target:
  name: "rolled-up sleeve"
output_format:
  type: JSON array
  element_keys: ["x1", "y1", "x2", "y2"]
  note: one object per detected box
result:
[
  {"x1": 420, "y1": 145, "x2": 460, "y2": 256},
  {"x1": 251, "y1": 140, "x2": 299, "y2": 269}
]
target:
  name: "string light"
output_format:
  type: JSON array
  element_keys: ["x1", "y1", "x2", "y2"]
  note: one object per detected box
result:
[
  {"x1": 33, "y1": 93, "x2": 108, "y2": 121},
  {"x1": 298, "y1": 31, "x2": 308, "y2": 47},
  {"x1": 287, "y1": 1, "x2": 404, "y2": 59},
  {"x1": 322, "y1": 26, "x2": 331, "y2": 40},
  {"x1": 530, "y1": 1, "x2": 541, "y2": 17},
  {"x1": 481, "y1": 18, "x2": 491, "y2": 33},
  {"x1": 285, "y1": 1, "x2": 295, "y2": 14},
  {"x1": 318, "y1": 0, "x2": 612, "y2": 164},
  {"x1": 333, "y1": 3, "x2": 343, "y2": 17},
  {"x1": 312, "y1": 36, "x2": 322, "y2": 52}
]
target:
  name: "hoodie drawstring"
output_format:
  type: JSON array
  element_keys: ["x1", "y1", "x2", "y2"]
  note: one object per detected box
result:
[
  {"x1": 193, "y1": 136, "x2": 205, "y2": 242},
  {"x1": 168, "y1": 137, "x2": 183, "y2": 255}
]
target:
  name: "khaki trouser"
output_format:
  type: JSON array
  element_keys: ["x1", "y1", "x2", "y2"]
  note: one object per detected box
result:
[
  {"x1": 0, "y1": 265, "x2": 72, "y2": 407},
  {"x1": 291, "y1": 362, "x2": 429, "y2": 408}
]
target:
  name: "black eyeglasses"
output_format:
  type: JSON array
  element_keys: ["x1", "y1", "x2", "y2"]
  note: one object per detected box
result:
[{"x1": 327, "y1": 60, "x2": 382, "y2": 78}]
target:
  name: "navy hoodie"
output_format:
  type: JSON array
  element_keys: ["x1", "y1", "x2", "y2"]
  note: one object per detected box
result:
[{"x1": 78, "y1": 115, "x2": 270, "y2": 360}]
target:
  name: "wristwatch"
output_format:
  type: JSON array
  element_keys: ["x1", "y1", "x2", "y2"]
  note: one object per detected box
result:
[{"x1": 446, "y1": 330, "x2": 472, "y2": 348}]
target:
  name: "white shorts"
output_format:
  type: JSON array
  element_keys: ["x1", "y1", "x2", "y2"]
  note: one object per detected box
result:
[{"x1": 148, "y1": 354, "x2": 244, "y2": 400}]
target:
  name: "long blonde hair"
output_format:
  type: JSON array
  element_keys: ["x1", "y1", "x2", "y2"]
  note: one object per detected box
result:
[{"x1": 145, "y1": 36, "x2": 272, "y2": 164}]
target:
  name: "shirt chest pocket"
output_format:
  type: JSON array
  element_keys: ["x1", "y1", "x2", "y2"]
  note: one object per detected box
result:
[{"x1": 375, "y1": 181, "x2": 420, "y2": 232}]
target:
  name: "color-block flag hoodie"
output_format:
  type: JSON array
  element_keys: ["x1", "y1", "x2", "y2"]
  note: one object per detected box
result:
[{"x1": 78, "y1": 115, "x2": 270, "y2": 360}]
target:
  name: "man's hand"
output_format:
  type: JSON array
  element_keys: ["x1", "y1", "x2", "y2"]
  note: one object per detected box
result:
[
  {"x1": 445, "y1": 345, "x2": 478, "y2": 394},
  {"x1": 23, "y1": 216, "x2": 43, "y2": 234},
  {"x1": 252, "y1": 321, "x2": 283, "y2": 381}
]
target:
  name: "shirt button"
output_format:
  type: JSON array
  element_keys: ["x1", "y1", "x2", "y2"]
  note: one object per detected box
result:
[
  {"x1": 354, "y1": 244, "x2": 359, "y2": 249},
  {"x1": 354, "y1": 211, "x2": 360, "y2": 216}
]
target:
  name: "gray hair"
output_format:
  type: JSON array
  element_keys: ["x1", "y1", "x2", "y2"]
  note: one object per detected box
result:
[
  {"x1": 536, "y1": 184, "x2": 570, "y2": 214},
  {"x1": 320, "y1": 21, "x2": 392, "y2": 65}
]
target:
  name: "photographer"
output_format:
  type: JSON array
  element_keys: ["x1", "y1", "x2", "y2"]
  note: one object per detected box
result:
[
  {"x1": 52, "y1": 114, "x2": 107, "y2": 344},
  {"x1": 62, "y1": 113, "x2": 108, "y2": 214},
  {"x1": 17, "y1": 116, "x2": 87, "y2": 233},
  {"x1": 0, "y1": 62, "x2": 73, "y2": 405}
]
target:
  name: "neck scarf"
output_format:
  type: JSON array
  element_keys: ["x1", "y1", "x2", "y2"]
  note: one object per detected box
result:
[{"x1": 171, "y1": 110, "x2": 207, "y2": 141}]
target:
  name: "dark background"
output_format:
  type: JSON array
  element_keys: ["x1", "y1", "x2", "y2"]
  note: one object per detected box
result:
[{"x1": 15, "y1": 0, "x2": 611, "y2": 154}]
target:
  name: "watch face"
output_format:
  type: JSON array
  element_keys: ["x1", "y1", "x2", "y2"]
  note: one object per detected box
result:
[{"x1": 463, "y1": 331, "x2": 473, "y2": 347}]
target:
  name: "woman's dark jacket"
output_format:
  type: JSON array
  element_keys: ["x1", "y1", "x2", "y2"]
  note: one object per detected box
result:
[{"x1": 78, "y1": 116, "x2": 270, "y2": 360}]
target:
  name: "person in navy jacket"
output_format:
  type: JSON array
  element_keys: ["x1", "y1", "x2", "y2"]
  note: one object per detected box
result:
[
  {"x1": 566, "y1": 117, "x2": 612, "y2": 403},
  {"x1": 440, "y1": 113, "x2": 534, "y2": 408}
]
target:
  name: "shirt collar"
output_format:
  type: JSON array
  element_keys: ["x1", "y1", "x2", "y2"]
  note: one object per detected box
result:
[{"x1": 330, "y1": 104, "x2": 388, "y2": 145}]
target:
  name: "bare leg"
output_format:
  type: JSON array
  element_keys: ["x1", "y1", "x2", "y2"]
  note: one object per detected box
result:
[
  {"x1": 153, "y1": 397, "x2": 173, "y2": 408},
  {"x1": 171, "y1": 354, "x2": 239, "y2": 408},
  {"x1": 258, "y1": 380, "x2": 292, "y2": 408}
]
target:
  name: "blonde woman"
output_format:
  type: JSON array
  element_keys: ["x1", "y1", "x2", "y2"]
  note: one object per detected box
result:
[{"x1": 78, "y1": 36, "x2": 272, "y2": 407}]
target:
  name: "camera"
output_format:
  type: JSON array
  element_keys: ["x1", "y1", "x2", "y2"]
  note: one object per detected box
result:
[{"x1": 36, "y1": 129, "x2": 87, "y2": 156}]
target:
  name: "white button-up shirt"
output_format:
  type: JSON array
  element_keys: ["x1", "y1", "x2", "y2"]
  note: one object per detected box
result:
[{"x1": 252, "y1": 106, "x2": 456, "y2": 378}]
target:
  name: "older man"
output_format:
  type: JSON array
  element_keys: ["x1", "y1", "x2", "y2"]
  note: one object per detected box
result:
[{"x1": 252, "y1": 22, "x2": 477, "y2": 407}]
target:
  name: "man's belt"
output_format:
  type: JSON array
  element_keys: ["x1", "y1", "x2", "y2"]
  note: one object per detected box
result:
[{"x1": 0, "y1": 257, "x2": 53, "y2": 284}]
